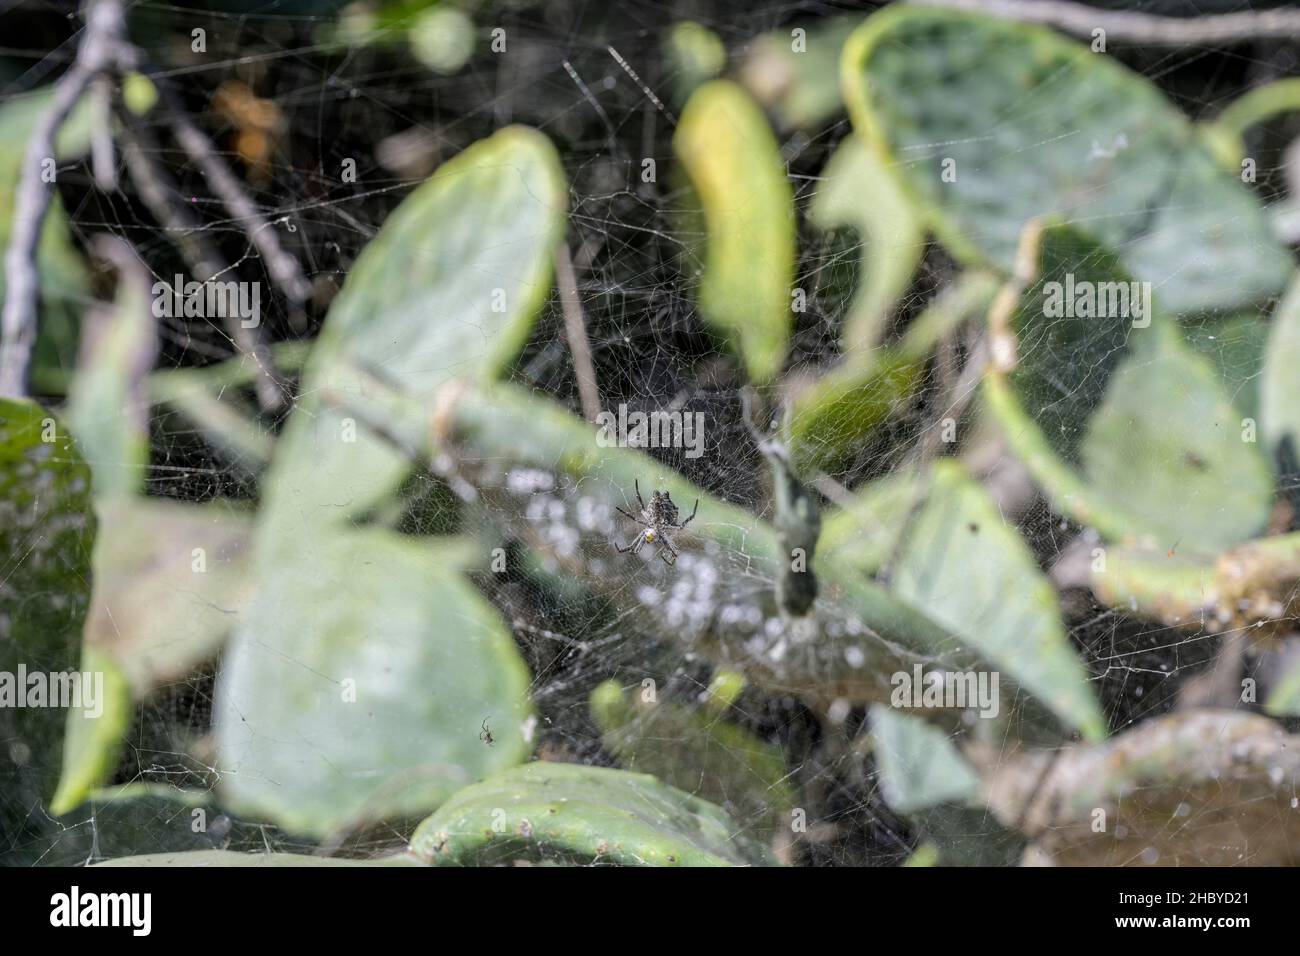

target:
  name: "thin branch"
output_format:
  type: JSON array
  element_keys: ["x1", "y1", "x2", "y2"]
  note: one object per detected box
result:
[
  {"x1": 910, "y1": 0, "x2": 1300, "y2": 44},
  {"x1": 118, "y1": 112, "x2": 285, "y2": 410},
  {"x1": 152, "y1": 77, "x2": 312, "y2": 319},
  {"x1": 90, "y1": 74, "x2": 116, "y2": 191},
  {"x1": 553, "y1": 242, "x2": 601, "y2": 423},
  {"x1": 0, "y1": 0, "x2": 123, "y2": 397}
]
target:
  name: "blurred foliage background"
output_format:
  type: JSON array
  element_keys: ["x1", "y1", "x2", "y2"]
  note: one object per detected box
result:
[{"x1": 4, "y1": 0, "x2": 1300, "y2": 867}]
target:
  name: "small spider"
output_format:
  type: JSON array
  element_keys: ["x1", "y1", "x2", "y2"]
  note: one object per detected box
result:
[
  {"x1": 615, "y1": 479, "x2": 699, "y2": 566},
  {"x1": 479, "y1": 718, "x2": 494, "y2": 747}
]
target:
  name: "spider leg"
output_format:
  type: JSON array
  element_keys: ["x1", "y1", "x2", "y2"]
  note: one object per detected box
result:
[
  {"x1": 658, "y1": 535, "x2": 679, "y2": 566},
  {"x1": 634, "y1": 479, "x2": 646, "y2": 513},
  {"x1": 617, "y1": 530, "x2": 646, "y2": 554},
  {"x1": 676, "y1": 498, "x2": 699, "y2": 529},
  {"x1": 615, "y1": 505, "x2": 646, "y2": 525}
]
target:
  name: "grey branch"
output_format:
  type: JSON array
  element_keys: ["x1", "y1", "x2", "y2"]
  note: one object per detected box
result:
[
  {"x1": 1, "y1": 0, "x2": 303, "y2": 403},
  {"x1": 553, "y1": 242, "x2": 601, "y2": 423},
  {"x1": 0, "y1": 0, "x2": 124, "y2": 397},
  {"x1": 90, "y1": 74, "x2": 116, "y2": 191},
  {"x1": 118, "y1": 113, "x2": 286, "y2": 410},
  {"x1": 156, "y1": 80, "x2": 312, "y2": 315},
  {"x1": 910, "y1": 0, "x2": 1300, "y2": 44}
]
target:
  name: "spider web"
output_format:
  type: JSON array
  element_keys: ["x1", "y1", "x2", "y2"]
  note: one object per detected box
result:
[{"x1": 3, "y1": 0, "x2": 1299, "y2": 868}]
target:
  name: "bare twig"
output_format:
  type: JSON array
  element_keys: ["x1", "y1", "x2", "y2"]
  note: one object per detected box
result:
[
  {"x1": 1, "y1": 0, "x2": 298, "y2": 406},
  {"x1": 910, "y1": 0, "x2": 1300, "y2": 44},
  {"x1": 118, "y1": 113, "x2": 285, "y2": 410},
  {"x1": 90, "y1": 74, "x2": 116, "y2": 191},
  {"x1": 153, "y1": 78, "x2": 311, "y2": 319},
  {"x1": 553, "y1": 242, "x2": 601, "y2": 423},
  {"x1": 0, "y1": 0, "x2": 124, "y2": 396}
]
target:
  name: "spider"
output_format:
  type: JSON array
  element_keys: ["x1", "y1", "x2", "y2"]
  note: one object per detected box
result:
[
  {"x1": 479, "y1": 718, "x2": 494, "y2": 747},
  {"x1": 615, "y1": 479, "x2": 698, "y2": 566}
]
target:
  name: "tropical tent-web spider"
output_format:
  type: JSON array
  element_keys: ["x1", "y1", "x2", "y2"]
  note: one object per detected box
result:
[{"x1": 614, "y1": 479, "x2": 698, "y2": 566}]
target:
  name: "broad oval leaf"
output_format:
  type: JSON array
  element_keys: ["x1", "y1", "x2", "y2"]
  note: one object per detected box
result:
[
  {"x1": 213, "y1": 528, "x2": 533, "y2": 839},
  {"x1": 892, "y1": 460, "x2": 1106, "y2": 741},
  {"x1": 983, "y1": 226, "x2": 1272, "y2": 555},
  {"x1": 1078, "y1": 333, "x2": 1273, "y2": 552},
  {"x1": 842, "y1": 6, "x2": 1292, "y2": 313},
  {"x1": 264, "y1": 125, "x2": 566, "y2": 527},
  {"x1": 409, "y1": 761, "x2": 777, "y2": 866},
  {"x1": 675, "y1": 80, "x2": 795, "y2": 384}
]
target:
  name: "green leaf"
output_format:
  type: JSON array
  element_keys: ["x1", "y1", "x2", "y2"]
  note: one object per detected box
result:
[
  {"x1": 675, "y1": 80, "x2": 795, "y2": 384},
  {"x1": 664, "y1": 21, "x2": 727, "y2": 103},
  {"x1": 96, "y1": 849, "x2": 421, "y2": 867},
  {"x1": 1078, "y1": 330, "x2": 1272, "y2": 552},
  {"x1": 65, "y1": 265, "x2": 157, "y2": 498},
  {"x1": 809, "y1": 135, "x2": 924, "y2": 353},
  {"x1": 984, "y1": 226, "x2": 1272, "y2": 555},
  {"x1": 589, "y1": 679, "x2": 794, "y2": 834},
  {"x1": 0, "y1": 91, "x2": 95, "y2": 392},
  {"x1": 409, "y1": 761, "x2": 778, "y2": 866},
  {"x1": 50, "y1": 647, "x2": 132, "y2": 816},
  {"x1": 52, "y1": 498, "x2": 255, "y2": 815},
  {"x1": 842, "y1": 6, "x2": 1293, "y2": 313},
  {"x1": 349, "y1": 377, "x2": 973, "y2": 703},
  {"x1": 213, "y1": 527, "x2": 533, "y2": 839},
  {"x1": 0, "y1": 400, "x2": 95, "y2": 862},
  {"x1": 788, "y1": 352, "x2": 922, "y2": 476},
  {"x1": 818, "y1": 469, "x2": 922, "y2": 576},
  {"x1": 263, "y1": 125, "x2": 566, "y2": 527},
  {"x1": 740, "y1": 16, "x2": 860, "y2": 131},
  {"x1": 892, "y1": 460, "x2": 1106, "y2": 741},
  {"x1": 1184, "y1": 312, "x2": 1269, "y2": 423},
  {"x1": 1262, "y1": 273, "x2": 1300, "y2": 467},
  {"x1": 210, "y1": 128, "x2": 562, "y2": 839},
  {"x1": 870, "y1": 705, "x2": 980, "y2": 813},
  {"x1": 84, "y1": 497, "x2": 254, "y2": 690}
]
